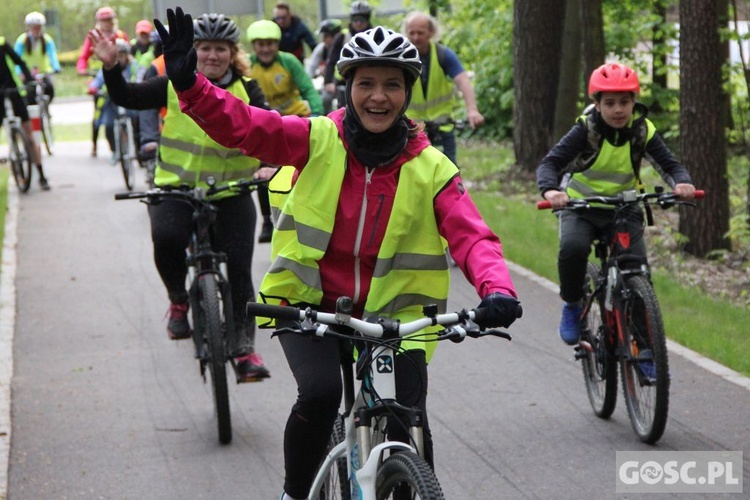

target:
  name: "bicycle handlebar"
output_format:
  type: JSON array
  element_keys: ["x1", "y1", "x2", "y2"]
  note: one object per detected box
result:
[
  {"x1": 114, "y1": 177, "x2": 268, "y2": 201},
  {"x1": 536, "y1": 189, "x2": 705, "y2": 211},
  {"x1": 246, "y1": 300, "x2": 513, "y2": 342}
]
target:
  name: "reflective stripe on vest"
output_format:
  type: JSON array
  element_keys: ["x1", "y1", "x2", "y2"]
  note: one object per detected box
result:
[
  {"x1": 566, "y1": 118, "x2": 656, "y2": 199},
  {"x1": 408, "y1": 42, "x2": 455, "y2": 129},
  {"x1": 154, "y1": 78, "x2": 260, "y2": 194},
  {"x1": 258, "y1": 118, "x2": 456, "y2": 356}
]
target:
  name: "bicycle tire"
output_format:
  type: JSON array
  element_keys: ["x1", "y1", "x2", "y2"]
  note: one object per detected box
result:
[
  {"x1": 9, "y1": 126, "x2": 33, "y2": 193},
  {"x1": 318, "y1": 414, "x2": 350, "y2": 500},
  {"x1": 199, "y1": 274, "x2": 232, "y2": 444},
  {"x1": 117, "y1": 121, "x2": 136, "y2": 190},
  {"x1": 619, "y1": 275, "x2": 669, "y2": 444},
  {"x1": 581, "y1": 262, "x2": 617, "y2": 418},
  {"x1": 40, "y1": 98, "x2": 54, "y2": 155},
  {"x1": 375, "y1": 451, "x2": 445, "y2": 500}
]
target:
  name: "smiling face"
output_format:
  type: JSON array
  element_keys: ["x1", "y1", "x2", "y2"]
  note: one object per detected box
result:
[
  {"x1": 252, "y1": 39, "x2": 279, "y2": 65},
  {"x1": 350, "y1": 65, "x2": 407, "y2": 134},
  {"x1": 595, "y1": 91, "x2": 636, "y2": 129},
  {"x1": 195, "y1": 40, "x2": 232, "y2": 80}
]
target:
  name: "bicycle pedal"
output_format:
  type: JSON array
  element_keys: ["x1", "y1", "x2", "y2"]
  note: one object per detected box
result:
[{"x1": 236, "y1": 376, "x2": 265, "y2": 384}]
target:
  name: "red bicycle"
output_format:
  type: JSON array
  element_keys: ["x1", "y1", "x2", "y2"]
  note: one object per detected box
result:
[{"x1": 539, "y1": 187, "x2": 704, "y2": 443}]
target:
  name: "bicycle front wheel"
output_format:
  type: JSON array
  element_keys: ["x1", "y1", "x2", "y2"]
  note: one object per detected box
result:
[
  {"x1": 375, "y1": 451, "x2": 444, "y2": 500},
  {"x1": 9, "y1": 126, "x2": 33, "y2": 192},
  {"x1": 619, "y1": 275, "x2": 669, "y2": 444},
  {"x1": 198, "y1": 274, "x2": 231, "y2": 444},
  {"x1": 581, "y1": 262, "x2": 617, "y2": 418},
  {"x1": 40, "y1": 99, "x2": 54, "y2": 155},
  {"x1": 318, "y1": 414, "x2": 350, "y2": 500},
  {"x1": 117, "y1": 120, "x2": 136, "y2": 190}
]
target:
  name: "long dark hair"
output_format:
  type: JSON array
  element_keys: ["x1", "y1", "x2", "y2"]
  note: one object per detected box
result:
[{"x1": 24, "y1": 33, "x2": 47, "y2": 57}]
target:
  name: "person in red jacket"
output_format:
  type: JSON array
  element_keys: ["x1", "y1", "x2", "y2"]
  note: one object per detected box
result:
[
  {"x1": 76, "y1": 6, "x2": 129, "y2": 157},
  {"x1": 156, "y1": 9, "x2": 521, "y2": 499}
]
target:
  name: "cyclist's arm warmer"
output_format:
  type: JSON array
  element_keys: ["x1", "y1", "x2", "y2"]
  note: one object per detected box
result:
[
  {"x1": 536, "y1": 122, "x2": 588, "y2": 195},
  {"x1": 435, "y1": 175, "x2": 517, "y2": 299},
  {"x1": 102, "y1": 62, "x2": 168, "y2": 110},
  {"x1": 177, "y1": 72, "x2": 311, "y2": 168}
]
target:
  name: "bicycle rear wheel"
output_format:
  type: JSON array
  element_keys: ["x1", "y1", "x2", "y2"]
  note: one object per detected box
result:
[
  {"x1": 40, "y1": 98, "x2": 54, "y2": 155},
  {"x1": 619, "y1": 275, "x2": 669, "y2": 444},
  {"x1": 375, "y1": 451, "x2": 445, "y2": 500},
  {"x1": 9, "y1": 126, "x2": 33, "y2": 193},
  {"x1": 318, "y1": 414, "x2": 350, "y2": 500},
  {"x1": 580, "y1": 262, "x2": 617, "y2": 418},
  {"x1": 117, "y1": 120, "x2": 136, "y2": 190},
  {"x1": 198, "y1": 274, "x2": 232, "y2": 444}
]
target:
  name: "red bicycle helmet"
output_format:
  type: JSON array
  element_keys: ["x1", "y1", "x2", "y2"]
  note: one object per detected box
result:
[
  {"x1": 136, "y1": 20, "x2": 153, "y2": 35},
  {"x1": 588, "y1": 63, "x2": 640, "y2": 97},
  {"x1": 96, "y1": 7, "x2": 116, "y2": 21}
]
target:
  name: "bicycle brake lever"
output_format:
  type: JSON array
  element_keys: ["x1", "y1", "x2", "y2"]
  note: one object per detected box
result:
[{"x1": 480, "y1": 329, "x2": 512, "y2": 341}]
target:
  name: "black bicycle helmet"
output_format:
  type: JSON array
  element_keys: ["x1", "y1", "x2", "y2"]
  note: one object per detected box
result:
[
  {"x1": 317, "y1": 19, "x2": 343, "y2": 36},
  {"x1": 337, "y1": 26, "x2": 421, "y2": 83},
  {"x1": 193, "y1": 13, "x2": 240, "y2": 44},
  {"x1": 349, "y1": 0, "x2": 372, "y2": 18}
]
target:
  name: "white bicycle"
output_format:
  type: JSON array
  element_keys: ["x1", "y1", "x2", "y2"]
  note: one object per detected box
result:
[{"x1": 248, "y1": 297, "x2": 517, "y2": 500}]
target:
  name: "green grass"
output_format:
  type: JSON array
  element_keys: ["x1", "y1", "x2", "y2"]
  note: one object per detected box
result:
[
  {"x1": 458, "y1": 139, "x2": 750, "y2": 378},
  {"x1": 2, "y1": 121, "x2": 749, "y2": 378}
]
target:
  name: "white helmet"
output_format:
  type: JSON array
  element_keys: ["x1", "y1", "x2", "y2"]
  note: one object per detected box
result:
[
  {"x1": 25, "y1": 11, "x2": 47, "y2": 26},
  {"x1": 337, "y1": 26, "x2": 421, "y2": 82}
]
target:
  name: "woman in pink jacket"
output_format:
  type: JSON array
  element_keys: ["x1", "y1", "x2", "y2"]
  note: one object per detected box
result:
[{"x1": 154, "y1": 8, "x2": 521, "y2": 500}]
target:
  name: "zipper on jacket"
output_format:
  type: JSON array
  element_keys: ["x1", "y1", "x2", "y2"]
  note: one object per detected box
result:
[{"x1": 352, "y1": 167, "x2": 374, "y2": 304}]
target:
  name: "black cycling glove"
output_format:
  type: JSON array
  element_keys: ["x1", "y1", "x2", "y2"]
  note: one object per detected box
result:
[
  {"x1": 154, "y1": 7, "x2": 197, "y2": 92},
  {"x1": 476, "y1": 292, "x2": 522, "y2": 329}
]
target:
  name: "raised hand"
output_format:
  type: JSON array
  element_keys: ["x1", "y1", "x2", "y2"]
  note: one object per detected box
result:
[
  {"x1": 86, "y1": 29, "x2": 118, "y2": 70},
  {"x1": 154, "y1": 7, "x2": 198, "y2": 91}
]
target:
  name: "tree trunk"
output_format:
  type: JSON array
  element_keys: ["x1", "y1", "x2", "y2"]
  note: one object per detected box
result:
[
  {"x1": 581, "y1": 0, "x2": 605, "y2": 86},
  {"x1": 513, "y1": 0, "x2": 566, "y2": 173},
  {"x1": 650, "y1": 1, "x2": 668, "y2": 112},
  {"x1": 678, "y1": 0, "x2": 731, "y2": 256},
  {"x1": 554, "y1": 0, "x2": 583, "y2": 141}
]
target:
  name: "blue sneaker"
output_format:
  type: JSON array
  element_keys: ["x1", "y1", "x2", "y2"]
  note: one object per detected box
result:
[
  {"x1": 559, "y1": 302, "x2": 583, "y2": 345},
  {"x1": 637, "y1": 348, "x2": 656, "y2": 380}
]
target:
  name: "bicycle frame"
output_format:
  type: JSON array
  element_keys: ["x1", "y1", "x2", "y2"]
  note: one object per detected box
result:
[
  {"x1": 248, "y1": 300, "x2": 515, "y2": 500},
  {"x1": 582, "y1": 202, "x2": 650, "y2": 359}
]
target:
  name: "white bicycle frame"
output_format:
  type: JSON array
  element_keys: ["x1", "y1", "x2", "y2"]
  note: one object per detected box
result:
[
  {"x1": 114, "y1": 105, "x2": 136, "y2": 162},
  {"x1": 293, "y1": 310, "x2": 475, "y2": 500},
  {"x1": 306, "y1": 341, "x2": 417, "y2": 500}
]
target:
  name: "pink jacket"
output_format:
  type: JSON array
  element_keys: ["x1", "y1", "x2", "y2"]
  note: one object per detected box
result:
[{"x1": 179, "y1": 73, "x2": 516, "y2": 314}]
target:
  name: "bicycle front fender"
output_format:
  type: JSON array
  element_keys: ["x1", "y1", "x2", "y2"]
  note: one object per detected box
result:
[{"x1": 357, "y1": 441, "x2": 415, "y2": 500}]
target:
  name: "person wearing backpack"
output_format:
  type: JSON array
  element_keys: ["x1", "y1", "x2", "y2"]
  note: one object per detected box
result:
[
  {"x1": 403, "y1": 11, "x2": 484, "y2": 166},
  {"x1": 536, "y1": 62, "x2": 696, "y2": 346}
]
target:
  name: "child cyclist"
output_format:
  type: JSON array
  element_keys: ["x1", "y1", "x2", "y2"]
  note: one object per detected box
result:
[
  {"x1": 536, "y1": 62, "x2": 696, "y2": 346},
  {"x1": 155, "y1": 8, "x2": 521, "y2": 500}
]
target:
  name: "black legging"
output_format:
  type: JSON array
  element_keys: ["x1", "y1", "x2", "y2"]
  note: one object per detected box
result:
[
  {"x1": 278, "y1": 331, "x2": 432, "y2": 499},
  {"x1": 147, "y1": 194, "x2": 257, "y2": 327}
]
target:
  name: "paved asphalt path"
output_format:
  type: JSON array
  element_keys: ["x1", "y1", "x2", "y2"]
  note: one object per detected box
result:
[{"x1": 3, "y1": 136, "x2": 749, "y2": 498}]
